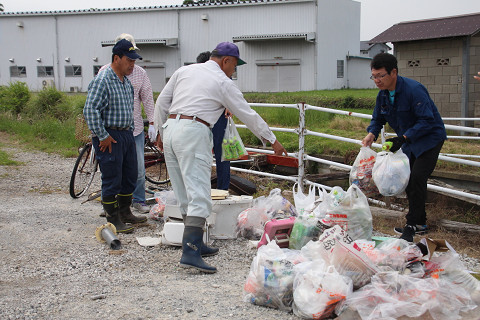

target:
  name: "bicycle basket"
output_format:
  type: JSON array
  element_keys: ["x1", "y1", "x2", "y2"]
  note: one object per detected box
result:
[{"x1": 75, "y1": 115, "x2": 92, "y2": 143}]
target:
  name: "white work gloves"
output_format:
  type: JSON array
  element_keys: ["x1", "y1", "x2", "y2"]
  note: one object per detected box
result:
[{"x1": 148, "y1": 124, "x2": 157, "y2": 143}]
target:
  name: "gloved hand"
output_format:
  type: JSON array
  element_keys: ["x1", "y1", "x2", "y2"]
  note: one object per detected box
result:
[
  {"x1": 148, "y1": 124, "x2": 157, "y2": 143},
  {"x1": 382, "y1": 136, "x2": 405, "y2": 152}
]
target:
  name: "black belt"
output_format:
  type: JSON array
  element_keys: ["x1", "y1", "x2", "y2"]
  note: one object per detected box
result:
[
  {"x1": 107, "y1": 126, "x2": 130, "y2": 131},
  {"x1": 169, "y1": 114, "x2": 211, "y2": 128}
]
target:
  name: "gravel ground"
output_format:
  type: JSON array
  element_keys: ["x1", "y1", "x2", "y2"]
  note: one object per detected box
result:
[
  {"x1": 0, "y1": 144, "x2": 479, "y2": 320},
  {"x1": 0, "y1": 145, "x2": 298, "y2": 320}
]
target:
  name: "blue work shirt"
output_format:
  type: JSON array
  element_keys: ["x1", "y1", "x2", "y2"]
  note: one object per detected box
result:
[
  {"x1": 367, "y1": 76, "x2": 447, "y2": 158},
  {"x1": 83, "y1": 66, "x2": 135, "y2": 141}
]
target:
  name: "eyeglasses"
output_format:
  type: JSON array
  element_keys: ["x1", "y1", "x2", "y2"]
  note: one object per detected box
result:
[{"x1": 370, "y1": 73, "x2": 388, "y2": 80}]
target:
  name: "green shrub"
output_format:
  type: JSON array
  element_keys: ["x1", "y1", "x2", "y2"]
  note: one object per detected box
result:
[
  {"x1": 0, "y1": 82, "x2": 31, "y2": 114},
  {"x1": 24, "y1": 87, "x2": 77, "y2": 121},
  {"x1": 341, "y1": 95, "x2": 355, "y2": 108},
  {"x1": 34, "y1": 87, "x2": 65, "y2": 113},
  {"x1": 71, "y1": 95, "x2": 87, "y2": 116}
]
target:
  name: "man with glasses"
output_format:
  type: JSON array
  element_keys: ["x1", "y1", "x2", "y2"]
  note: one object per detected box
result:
[{"x1": 362, "y1": 53, "x2": 447, "y2": 243}]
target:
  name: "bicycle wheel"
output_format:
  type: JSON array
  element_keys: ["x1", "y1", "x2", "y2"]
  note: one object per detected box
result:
[
  {"x1": 144, "y1": 140, "x2": 170, "y2": 185},
  {"x1": 69, "y1": 143, "x2": 98, "y2": 198}
]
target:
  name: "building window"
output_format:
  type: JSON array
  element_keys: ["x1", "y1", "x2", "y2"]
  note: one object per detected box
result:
[
  {"x1": 337, "y1": 60, "x2": 344, "y2": 78},
  {"x1": 65, "y1": 65, "x2": 82, "y2": 77},
  {"x1": 10, "y1": 66, "x2": 27, "y2": 77},
  {"x1": 408, "y1": 60, "x2": 420, "y2": 67},
  {"x1": 37, "y1": 66, "x2": 54, "y2": 77},
  {"x1": 93, "y1": 65, "x2": 102, "y2": 76},
  {"x1": 436, "y1": 58, "x2": 450, "y2": 66}
]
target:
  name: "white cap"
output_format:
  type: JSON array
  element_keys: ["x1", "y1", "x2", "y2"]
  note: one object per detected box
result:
[{"x1": 114, "y1": 33, "x2": 139, "y2": 50}]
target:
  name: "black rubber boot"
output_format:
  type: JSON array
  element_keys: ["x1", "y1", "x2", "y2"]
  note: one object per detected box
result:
[
  {"x1": 117, "y1": 194, "x2": 147, "y2": 224},
  {"x1": 180, "y1": 226, "x2": 217, "y2": 273},
  {"x1": 102, "y1": 196, "x2": 134, "y2": 234},
  {"x1": 181, "y1": 214, "x2": 218, "y2": 257},
  {"x1": 200, "y1": 243, "x2": 219, "y2": 257}
]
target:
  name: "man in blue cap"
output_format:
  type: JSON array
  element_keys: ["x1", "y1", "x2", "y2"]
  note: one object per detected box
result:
[
  {"x1": 84, "y1": 39, "x2": 147, "y2": 233},
  {"x1": 154, "y1": 42, "x2": 288, "y2": 273}
]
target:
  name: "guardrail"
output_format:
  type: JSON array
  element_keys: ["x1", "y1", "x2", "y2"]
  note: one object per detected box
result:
[{"x1": 230, "y1": 102, "x2": 480, "y2": 205}]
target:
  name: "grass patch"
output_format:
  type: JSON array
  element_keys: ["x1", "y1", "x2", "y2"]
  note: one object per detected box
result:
[
  {"x1": 0, "y1": 148, "x2": 22, "y2": 165},
  {"x1": 0, "y1": 113, "x2": 82, "y2": 158}
]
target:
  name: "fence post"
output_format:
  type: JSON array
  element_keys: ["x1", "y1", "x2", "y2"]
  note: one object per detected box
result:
[{"x1": 297, "y1": 102, "x2": 306, "y2": 190}]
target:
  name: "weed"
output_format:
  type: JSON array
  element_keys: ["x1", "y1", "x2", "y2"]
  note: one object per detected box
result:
[
  {"x1": 0, "y1": 82, "x2": 31, "y2": 114},
  {"x1": 0, "y1": 149, "x2": 22, "y2": 165},
  {"x1": 24, "y1": 87, "x2": 75, "y2": 121}
]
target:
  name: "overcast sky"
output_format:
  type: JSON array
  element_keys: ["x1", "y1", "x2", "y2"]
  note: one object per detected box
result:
[{"x1": 2, "y1": 0, "x2": 480, "y2": 40}]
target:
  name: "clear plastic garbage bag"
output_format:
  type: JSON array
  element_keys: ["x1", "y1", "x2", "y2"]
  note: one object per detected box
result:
[
  {"x1": 243, "y1": 241, "x2": 305, "y2": 311},
  {"x1": 236, "y1": 188, "x2": 297, "y2": 240},
  {"x1": 292, "y1": 262, "x2": 353, "y2": 320},
  {"x1": 293, "y1": 183, "x2": 317, "y2": 215},
  {"x1": 315, "y1": 184, "x2": 373, "y2": 241},
  {"x1": 349, "y1": 147, "x2": 379, "y2": 197},
  {"x1": 372, "y1": 149, "x2": 410, "y2": 196},
  {"x1": 343, "y1": 271, "x2": 476, "y2": 320}
]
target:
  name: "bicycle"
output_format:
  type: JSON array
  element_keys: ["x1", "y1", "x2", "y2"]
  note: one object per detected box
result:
[{"x1": 69, "y1": 120, "x2": 170, "y2": 199}]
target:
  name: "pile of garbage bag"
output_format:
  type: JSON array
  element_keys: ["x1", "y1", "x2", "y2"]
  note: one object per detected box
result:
[
  {"x1": 236, "y1": 188, "x2": 297, "y2": 239},
  {"x1": 350, "y1": 146, "x2": 411, "y2": 198},
  {"x1": 238, "y1": 187, "x2": 480, "y2": 320}
]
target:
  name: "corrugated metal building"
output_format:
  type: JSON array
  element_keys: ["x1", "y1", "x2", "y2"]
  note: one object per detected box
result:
[{"x1": 2, "y1": 0, "x2": 374, "y2": 93}]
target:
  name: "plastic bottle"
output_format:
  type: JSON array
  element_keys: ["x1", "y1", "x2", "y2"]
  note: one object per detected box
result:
[
  {"x1": 228, "y1": 138, "x2": 239, "y2": 159},
  {"x1": 382, "y1": 141, "x2": 393, "y2": 151},
  {"x1": 232, "y1": 136, "x2": 246, "y2": 157},
  {"x1": 222, "y1": 139, "x2": 233, "y2": 160}
]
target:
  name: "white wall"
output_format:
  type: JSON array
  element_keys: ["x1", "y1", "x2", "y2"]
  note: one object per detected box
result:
[
  {"x1": 2, "y1": 16, "x2": 56, "y2": 91},
  {"x1": 1, "y1": 0, "x2": 367, "y2": 92},
  {"x1": 346, "y1": 57, "x2": 376, "y2": 89},
  {"x1": 316, "y1": 0, "x2": 361, "y2": 89}
]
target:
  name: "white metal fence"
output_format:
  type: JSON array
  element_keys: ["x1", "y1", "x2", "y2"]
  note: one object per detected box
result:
[{"x1": 230, "y1": 102, "x2": 480, "y2": 205}]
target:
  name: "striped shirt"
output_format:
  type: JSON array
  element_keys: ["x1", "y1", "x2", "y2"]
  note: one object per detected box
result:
[
  {"x1": 84, "y1": 66, "x2": 134, "y2": 141},
  {"x1": 99, "y1": 64, "x2": 155, "y2": 136}
]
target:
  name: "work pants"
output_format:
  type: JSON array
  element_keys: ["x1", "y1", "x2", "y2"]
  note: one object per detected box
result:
[
  {"x1": 405, "y1": 141, "x2": 444, "y2": 226},
  {"x1": 132, "y1": 132, "x2": 146, "y2": 203},
  {"x1": 212, "y1": 113, "x2": 230, "y2": 190},
  {"x1": 162, "y1": 116, "x2": 213, "y2": 228},
  {"x1": 92, "y1": 129, "x2": 137, "y2": 198}
]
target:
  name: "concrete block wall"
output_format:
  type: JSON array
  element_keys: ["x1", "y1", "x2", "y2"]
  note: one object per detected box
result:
[
  {"x1": 471, "y1": 35, "x2": 480, "y2": 128},
  {"x1": 396, "y1": 39, "x2": 464, "y2": 120}
]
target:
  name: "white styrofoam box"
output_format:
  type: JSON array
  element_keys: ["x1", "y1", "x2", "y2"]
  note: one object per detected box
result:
[
  {"x1": 210, "y1": 195, "x2": 253, "y2": 239},
  {"x1": 164, "y1": 204, "x2": 183, "y2": 220},
  {"x1": 164, "y1": 204, "x2": 216, "y2": 225},
  {"x1": 161, "y1": 220, "x2": 209, "y2": 246}
]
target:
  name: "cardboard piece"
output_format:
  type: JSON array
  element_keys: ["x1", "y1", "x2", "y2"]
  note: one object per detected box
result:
[
  {"x1": 419, "y1": 238, "x2": 455, "y2": 261},
  {"x1": 211, "y1": 189, "x2": 229, "y2": 200}
]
